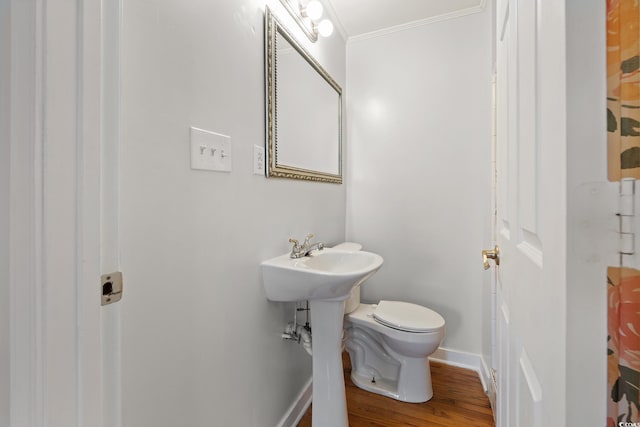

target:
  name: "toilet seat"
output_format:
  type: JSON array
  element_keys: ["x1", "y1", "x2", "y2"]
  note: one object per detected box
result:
[{"x1": 373, "y1": 300, "x2": 445, "y2": 333}]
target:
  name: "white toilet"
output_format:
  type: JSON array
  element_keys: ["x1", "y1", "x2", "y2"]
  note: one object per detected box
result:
[{"x1": 335, "y1": 242, "x2": 446, "y2": 403}]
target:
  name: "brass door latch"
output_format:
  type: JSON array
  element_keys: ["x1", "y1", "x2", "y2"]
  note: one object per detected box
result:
[{"x1": 482, "y1": 245, "x2": 500, "y2": 270}]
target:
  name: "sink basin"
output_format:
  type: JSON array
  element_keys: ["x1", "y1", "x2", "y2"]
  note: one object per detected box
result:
[{"x1": 260, "y1": 248, "x2": 384, "y2": 302}]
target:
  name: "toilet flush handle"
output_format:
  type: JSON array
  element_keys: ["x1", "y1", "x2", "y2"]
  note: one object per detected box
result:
[{"x1": 482, "y1": 245, "x2": 500, "y2": 270}]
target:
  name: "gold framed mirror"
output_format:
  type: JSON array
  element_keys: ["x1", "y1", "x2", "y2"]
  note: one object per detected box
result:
[{"x1": 264, "y1": 7, "x2": 343, "y2": 184}]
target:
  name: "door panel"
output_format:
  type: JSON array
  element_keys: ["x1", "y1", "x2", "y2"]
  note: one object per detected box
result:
[
  {"x1": 497, "y1": 298, "x2": 510, "y2": 426},
  {"x1": 496, "y1": 9, "x2": 511, "y2": 241},
  {"x1": 518, "y1": 350, "x2": 542, "y2": 427},
  {"x1": 495, "y1": 0, "x2": 558, "y2": 425},
  {"x1": 515, "y1": 0, "x2": 543, "y2": 264}
]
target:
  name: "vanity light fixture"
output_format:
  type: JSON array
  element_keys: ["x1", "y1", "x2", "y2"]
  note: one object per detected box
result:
[
  {"x1": 317, "y1": 18, "x2": 334, "y2": 37},
  {"x1": 278, "y1": 0, "x2": 334, "y2": 42},
  {"x1": 303, "y1": 0, "x2": 323, "y2": 20}
]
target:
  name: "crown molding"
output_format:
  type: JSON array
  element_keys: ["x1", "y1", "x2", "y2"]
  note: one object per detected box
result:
[{"x1": 348, "y1": 0, "x2": 486, "y2": 44}]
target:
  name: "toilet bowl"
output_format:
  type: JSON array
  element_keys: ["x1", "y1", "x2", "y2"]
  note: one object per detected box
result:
[{"x1": 334, "y1": 243, "x2": 446, "y2": 403}]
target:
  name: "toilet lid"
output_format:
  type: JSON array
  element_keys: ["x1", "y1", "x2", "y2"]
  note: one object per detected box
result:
[{"x1": 373, "y1": 300, "x2": 445, "y2": 333}]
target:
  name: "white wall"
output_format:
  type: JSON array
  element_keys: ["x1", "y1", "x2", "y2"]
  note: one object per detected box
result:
[
  {"x1": 0, "y1": 0, "x2": 10, "y2": 424},
  {"x1": 118, "y1": 1, "x2": 345, "y2": 426},
  {"x1": 346, "y1": 8, "x2": 493, "y2": 354},
  {"x1": 566, "y1": 0, "x2": 609, "y2": 424}
]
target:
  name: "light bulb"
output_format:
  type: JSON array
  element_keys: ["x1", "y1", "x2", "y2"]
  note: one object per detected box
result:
[
  {"x1": 305, "y1": 0, "x2": 323, "y2": 20},
  {"x1": 317, "y1": 19, "x2": 334, "y2": 37}
]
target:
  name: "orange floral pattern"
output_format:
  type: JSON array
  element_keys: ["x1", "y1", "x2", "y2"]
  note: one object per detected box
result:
[
  {"x1": 607, "y1": 0, "x2": 640, "y2": 423},
  {"x1": 607, "y1": 267, "x2": 640, "y2": 425},
  {"x1": 607, "y1": 0, "x2": 640, "y2": 180}
]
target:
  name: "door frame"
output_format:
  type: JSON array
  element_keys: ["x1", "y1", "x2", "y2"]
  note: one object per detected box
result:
[{"x1": 8, "y1": 0, "x2": 104, "y2": 425}]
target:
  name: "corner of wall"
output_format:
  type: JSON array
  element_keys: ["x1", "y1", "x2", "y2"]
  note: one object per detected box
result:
[{"x1": 430, "y1": 347, "x2": 492, "y2": 393}]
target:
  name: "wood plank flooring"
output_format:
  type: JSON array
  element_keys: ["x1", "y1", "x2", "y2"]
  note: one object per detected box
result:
[{"x1": 297, "y1": 352, "x2": 495, "y2": 427}]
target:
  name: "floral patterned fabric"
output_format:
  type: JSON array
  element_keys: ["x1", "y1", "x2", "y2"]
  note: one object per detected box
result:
[
  {"x1": 607, "y1": 0, "x2": 640, "y2": 423},
  {"x1": 607, "y1": 0, "x2": 640, "y2": 180},
  {"x1": 607, "y1": 267, "x2": 640, "y2": 425}
]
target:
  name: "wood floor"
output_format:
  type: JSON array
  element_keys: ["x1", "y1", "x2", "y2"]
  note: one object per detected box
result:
[{"x1": 297, "y1": 352, "x2": 495, "y2": 427}]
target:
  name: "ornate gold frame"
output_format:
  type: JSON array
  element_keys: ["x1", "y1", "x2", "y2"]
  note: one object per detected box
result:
[{"x1": 264, "y1": 7, "x2": 343, "y2": 184}]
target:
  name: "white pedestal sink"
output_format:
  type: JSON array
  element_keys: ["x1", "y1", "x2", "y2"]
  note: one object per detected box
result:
[{"x1": 261, "y1": 248, "x2": 383, "y2": 427}]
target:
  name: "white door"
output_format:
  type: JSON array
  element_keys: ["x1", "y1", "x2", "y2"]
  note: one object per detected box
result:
[{"x1": 493, "y1": 0, "x2": 568, "y2": 425}]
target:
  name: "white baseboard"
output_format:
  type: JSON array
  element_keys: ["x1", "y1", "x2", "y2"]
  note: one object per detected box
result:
[
  {"x1": 276, "y1": 377, "x2": 312, "y2": 427},
  {"x1": 429, "y1": 347, "x2": 492, "y2": 394}
]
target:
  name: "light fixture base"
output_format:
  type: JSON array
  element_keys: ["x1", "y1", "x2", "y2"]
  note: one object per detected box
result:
[{"x1": 278, "y1": 0, "x2": 333, "y2": 42}]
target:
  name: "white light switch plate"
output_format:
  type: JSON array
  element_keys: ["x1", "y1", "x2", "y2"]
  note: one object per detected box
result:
[
  {"x1": 253, "y1": 145, "x2": 265, "y2": 175},
  {"x1": 190, "y1": 127, "x2": 232, "y2": 172}
]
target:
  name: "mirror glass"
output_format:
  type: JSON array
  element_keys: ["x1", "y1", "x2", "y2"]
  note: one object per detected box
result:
[{"x1": 265, "y1": 7, "x2": 342, "y2": 183}]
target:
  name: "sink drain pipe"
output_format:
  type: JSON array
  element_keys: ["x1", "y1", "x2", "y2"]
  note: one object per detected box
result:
[
  {"x1": 282, "y1": 302, "x2": 312, "y2": 356},
  {"x1": 283, "y1": 323, "x2": 312, "y2": 356}
]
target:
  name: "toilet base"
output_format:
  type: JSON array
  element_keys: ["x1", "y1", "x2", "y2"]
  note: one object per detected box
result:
[
  {"x1": 350, "y1": 370, "x2": 400, "y2": 401},
  {"x1": 349, "y1": 356, "x2": 433, "y2": 403},
  {"x1": 344, "y1": 303, "x2": 444, "y2": 403},
  {"x1": 345, "y1": 335, "x2": 434, "y2": 403}
]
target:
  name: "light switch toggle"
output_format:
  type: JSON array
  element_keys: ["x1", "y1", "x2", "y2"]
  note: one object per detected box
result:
[{"x1": 190, "y1": 127, "x2": 232, "y2": 172}]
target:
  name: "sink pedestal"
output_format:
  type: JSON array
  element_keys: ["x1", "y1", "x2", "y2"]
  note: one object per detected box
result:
[
  {"x1": 260, "y1": 248, "x2": 384, "y2": 426},
  {"x1": 309, "y1": 299, "x2": 348, "y2": 427}
]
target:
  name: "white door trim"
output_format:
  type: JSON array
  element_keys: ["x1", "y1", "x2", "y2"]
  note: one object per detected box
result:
[
  {"x1": 9, "y1": 2, "x2": 46, "y2": 423},
  {"x1": 9, "y1": 0, "x2": 104, "y2": 425}
]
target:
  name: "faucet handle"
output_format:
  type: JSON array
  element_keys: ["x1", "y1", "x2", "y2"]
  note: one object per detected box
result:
[
  {"x1": 303, "y1": 234, "x2": 314, "y2": 247},
  {"x1": 289, "y1": 238, "x2": 302, "y2": 258}
]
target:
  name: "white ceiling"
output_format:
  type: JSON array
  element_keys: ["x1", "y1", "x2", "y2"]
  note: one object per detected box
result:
[{"x1": 325, "y1": 0, "x2": 484, "y2": 39}]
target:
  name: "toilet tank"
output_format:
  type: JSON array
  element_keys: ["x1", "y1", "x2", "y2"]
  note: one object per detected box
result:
[
  {"x1": 332, "y1": 242, "x2": 363, "y2": 252},
  {"x1": 345, "y1": 286, "x2": 361, "y2": 314},
  {"x1": 332, "y1": 242, "x2": 363, "y2": 314}
]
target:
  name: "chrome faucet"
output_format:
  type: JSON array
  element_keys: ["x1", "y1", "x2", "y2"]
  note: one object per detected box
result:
[{"x1": 289, "y1": 234, "x2": 324, "y2": 259}]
